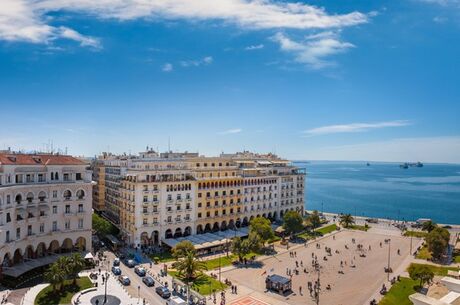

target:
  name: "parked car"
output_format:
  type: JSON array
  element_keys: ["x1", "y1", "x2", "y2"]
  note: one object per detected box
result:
[
  {"x1": 142, "y1": 276, "x2": 155, "y2": 287},
  {"x1": 118, "y1": 275, "x2": 131, "y2": 286},
  {"x1": 156, "y1": 286, "x2": 171, "y2": 299},
  {"x1": 125, "y1": 259, "x2": 136, "y2": 268},
  {"x1": 111, "y1": 266, "x2": 122, "y2": 275},
  {"x1": 113, "y1": 258, "x2": 120, "y2": 266},
  {"x1": 134, "y1": 266, "x2": 146, "y2": 277}
]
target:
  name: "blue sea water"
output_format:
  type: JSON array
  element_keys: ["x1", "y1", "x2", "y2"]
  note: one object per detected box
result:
[{"x1": 294, "y1": 161, "x2": 460, "y2": 225}]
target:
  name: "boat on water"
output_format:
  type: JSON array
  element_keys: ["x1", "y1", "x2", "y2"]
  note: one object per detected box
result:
[
  {"x1": 399, "y1": 162, "x2": 423, "y2": 169},
  {"x1": 366, "y1": 162, "x2": 370, "y2": 166}
]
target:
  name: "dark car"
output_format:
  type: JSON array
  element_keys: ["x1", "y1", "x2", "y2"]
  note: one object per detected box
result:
[
  {"x1": 142, "y1": 276, "x2": 155, "y2": 287},
  {"x1": 111, "y1": 266, "x2": 122, "y2": 275},
  {"x1": 155, "y1": 286, "x2": 171, "y2": 299},
  {"x1": 118, "y1": 275, "x2": 130, "y2": 286},
  {"x1": 134, "y1": 266, "x2": 146, "y2": 277},
  {"x1": 113, "y1": 258, "x2": 120, "y2": 266}
]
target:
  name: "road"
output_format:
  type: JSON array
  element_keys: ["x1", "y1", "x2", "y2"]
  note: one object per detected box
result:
[{"x1": 104, "y1": 251, "x2": 172, "y2": 305}]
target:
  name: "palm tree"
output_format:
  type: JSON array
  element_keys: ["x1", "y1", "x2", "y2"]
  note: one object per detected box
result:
[
  {"x1": 69, "y1": 253, "x2": 86, "y2": 284},
  {"x1": 339, "y1": 214, "x2": 355, "y2": 228},
  {"x1": 175, "y1": 251, "x2": 207, "y2": 283},
  {"x1": 44, "y1": 263, "x2": 66, "y2": 292}
]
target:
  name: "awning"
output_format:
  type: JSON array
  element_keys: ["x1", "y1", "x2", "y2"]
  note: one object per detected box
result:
[{"x1": 257, "y1": 160, "x2": 272, "y2": 165}]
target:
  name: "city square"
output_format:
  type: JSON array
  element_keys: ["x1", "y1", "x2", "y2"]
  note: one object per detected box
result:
[{"x1": 223, "y1": 230, "x2": 416, "y2": 305}]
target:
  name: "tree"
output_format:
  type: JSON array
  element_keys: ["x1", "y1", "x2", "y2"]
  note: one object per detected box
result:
[
  {"x1": 282, "y1": 211, "x2": 304, "y2": 235},
  {"x1": 307, "y1": 210, "x2": 321, "y2": 230},
  {"x1": 175, "y1": 250, "x2": 207, "y2": 283},
  {"x1": 408, "y1": 264, "x2": 434, "y2": 288},
  {"x1": 44, "y1": 263, "x2": 66, "y2": 292},
  {"x1": 426, "y1": 227, "x2": 450, "y2": 260},
  {"x1": 231, "y1": 237, "x2": 249, "y2": 262},
  {"x1": 249, "y1": 217, "x2": 274, "y2": 246},
  {"x1": 92, "y1": 213, "x2": 119, "y2": 236},
  {"x1": 172, "y1": 240, "x2": 196, "y2": 259},
  {"x1": 422, "y1": 221, "x2": 437, "y2": 232},
  {"x1": 68, "y1": 253, "x2": 86, "y2": 285},
  {"x1": 339, "y1": 214, "x2": 355, "y2": 228}
]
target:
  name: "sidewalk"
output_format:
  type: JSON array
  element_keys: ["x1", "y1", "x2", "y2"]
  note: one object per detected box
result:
[{"x1": 21, "y1": 283, "x2": 49, "y2": 305}]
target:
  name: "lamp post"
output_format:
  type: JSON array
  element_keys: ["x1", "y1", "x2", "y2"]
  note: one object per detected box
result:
[
  {"x1": 138, "y1": 285, "x2": 140, "y2": 303},
  {"x1": 387, "y1": 239, "x2": 391, "y2": 281},
  {"x1": 103, "y1": 272, "x2": 109, "y2": 304}
]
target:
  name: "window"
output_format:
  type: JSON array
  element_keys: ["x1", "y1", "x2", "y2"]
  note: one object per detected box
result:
[
  {"x1": 63, "y1": 190, "x2": 72, "y2": 200},
  {"x1": 63, "y1": 173, "x2": 70, "y2": 181},
  {"x1": 214, "y1": 211, "x2": 218, "y2": 216},
  {"x1": 40, "y1": 223, "x2": 45, "y2": 233},
  {"x1": 167, "y1": 216, "x2": 172, "y2": 223},
  {"x1": 5, "y1": 231, "x2": 10, "y2": 242},
  {"x1": 52, "y1": 221, "x2": 58, "y2": 231},
  {"x1": 76, "y1": 190, "x2": 85, "y2": 199},
  {"x1": 76, "y1": 173, "x2": 82, "y2": 180},
  {"x1": 6, "y1": 195, "x2": 10, "y2": 204},
  {"x1": 52, "y1": 206, "x2": 57, "y2": 214},
  {"x1": 78, "y1": 219, "x2": 84, "y2": 228},
  {"x1": 78, "y1": 204, "x2": 83, "y2": 213},
  {"x1": 143, "y1": 218, "x2": 147, "y2": 225},
  {"x1": 143, "y1": 196, "x2": 148, "y2": 203},
  {"x1": 143, "y1": 185, "x2": 148, "y2": 191},
  {"x1": 38, "y1": 174, "x2": 45, "y2": 182},
  {"x1": 198, "y1": 193, "x2": 202, "y2": 198},
  {"x1": 6, "y1": 213, "x2": 11, "y2": 223},
  {"x1": 65, "y1": 220, "x2": 70, "y2": 230},
  {"x1": 143, "y1": 207, "x2": 148, "y2": 213},
  {"x1": 198, "y1": 212, "x2": 202, "y2": 218},
  {"x1": 53, "y1": 190, "x2": 57, "y2": 198},
  {"x1": 65, "y1": 205, "x2": 70, "y2": 214},
  {"x1": 167, "y1": 194, "x2": 172, "y2": 201},
  {"x1": 16, "y1": 228, "x2": 20, "y2": 239},
  {"x1": 28, "y1": 225, "x2": 32, "y2": 236},
  {"x1": 206, "y1": 212, "x2": 210, "y2": 217}
]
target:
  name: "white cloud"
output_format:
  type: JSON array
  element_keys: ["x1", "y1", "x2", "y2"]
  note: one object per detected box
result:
[
  {"x1": 271, "y1": 31, "x2": 355, "y2": 69},
  {"x1": 433, "y1": 16, "x2": 448, "y2": 23},
  {"x1": 59, "y1": 27, "x2": 100, "y2": 48},
  {"x1": 218, "y1": 128, "x2": 242, "y2": 135},
  {"x1": 162, "y1": 63, "x2": 173, "y2": 72},
  {"x1": 0, "y1": 0, "x2": 370, "y2": 47},
  {"x1": 245, "y1": 44, "x2": 264, "y2": 50},
  {"x1": 303, "y1": 120, "x2": 411, "y2": 136},
  {"x1": 297, "y1": 136, "x2": 460, "y2": 163},
  {"x1": 180, "y1": 56, "x2": 213, "y2": 67}
]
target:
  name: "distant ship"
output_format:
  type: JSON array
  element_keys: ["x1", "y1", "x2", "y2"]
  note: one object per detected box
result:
[
  {"x1": 366, "y1": 162, "x2": 370, "y2": 166},
  {"x1": 400, "y1": 162, "x2": 423, "y2": 169}
]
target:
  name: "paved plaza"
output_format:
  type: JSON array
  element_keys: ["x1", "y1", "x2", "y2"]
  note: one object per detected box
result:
[{"x1": 223, "y1": 230, "x2": 415, "y2": 305}]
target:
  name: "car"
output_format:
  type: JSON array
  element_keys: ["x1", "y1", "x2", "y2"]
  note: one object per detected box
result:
[
  {"x1": 155, "y1": 286, "x2": 171, "y2": 299},
  {"x1": 118, "y1": 275, "x2": 130, "y2": 286},
  {"x1": 113, "y1": 258, "x2": 120, "y2": 266},
  {"x1": 111, "y1": 266, "x2": 122, "y2": 275},
  {"x1": 125, "y1": 259, "x2": 136, "y2": 268},
  {"x1": 134, "y1": 266, "x2": 146, "y2": 277},
  {"x1": 142, "y1": 276, "x2": 155, "y2": 287}
]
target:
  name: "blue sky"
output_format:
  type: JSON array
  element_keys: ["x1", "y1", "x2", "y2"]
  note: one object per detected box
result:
[{"x1": 1, "y1": 0, "x2": 460, "y2": 162}]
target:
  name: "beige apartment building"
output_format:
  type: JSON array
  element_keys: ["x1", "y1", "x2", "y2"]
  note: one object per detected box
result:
[
  {"x1": 93, "y1": 150, "x2": 305, "y2": 248},
  {"x1": 0, "y1": 153, "x2": 93, "y2": 277}
]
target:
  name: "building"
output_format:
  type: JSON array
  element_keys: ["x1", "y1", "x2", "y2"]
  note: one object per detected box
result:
[
  {"x1": 0, "y1": 153, "x2": 93, "y2": 277},
  {"x1": 410, "y1": 276, "x2": 460, "y2": 305},
  {"x1": 93, "y1": 150, "x2": 306, "y2": 248}
]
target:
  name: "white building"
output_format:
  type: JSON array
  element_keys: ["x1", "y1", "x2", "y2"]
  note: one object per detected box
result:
[
  {"x1": 0, "y1": 153, "x2": 93, "y2": 277},
  {"x1": 410, "y1": 277, "x2": 460, "y2": 305}
]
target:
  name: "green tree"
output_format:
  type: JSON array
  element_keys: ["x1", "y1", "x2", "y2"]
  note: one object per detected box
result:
[
  {"x1": 172, "y1": 240, "x2": 196, "y2": 259},
  {"x1": 422, "y1": 221, "x2": 437, "y2": 232},
  {"x1": 307, "y1": 210, "x2": 321, "y2": 230},
  {"x1": 339, "y1": 214, "x2": 355, "y2": 228},
  {"x1": 231, "y1": 237, "x2": 250, "y2": 262},
  {"x1": 175, "y1": 251, "x2": 207, "y2": 283},
  {"x1": 92, "y1": 213, "x2": 119, "y2": 236},
  {"x1": 249, "y1": 217, "x2": 274, "y2": 246},
  {"x1": 408, "y1": 264, "x2": 434, "y2": 288},
  {"x1": 68, "y1": 253, "x2": 86, "y2": 285},
  {"x1": 282, "y1": 210, "x2": 304, "y2": 235},
  {"x1": 426, "y1": 227, "x2": 450, "y2": 260},
  {"x1": 44, "y1": 263, "x2": 66, "y2": 292}
]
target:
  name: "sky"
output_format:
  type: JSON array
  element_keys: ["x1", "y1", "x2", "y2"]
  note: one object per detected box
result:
[{"x1": 0, "y1": 0, "x2": 460, "y2": 163}]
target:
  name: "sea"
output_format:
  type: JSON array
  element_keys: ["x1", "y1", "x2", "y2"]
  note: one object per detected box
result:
[{"x1": 294, "y1": 161, "x2": 460, "y2": 225}]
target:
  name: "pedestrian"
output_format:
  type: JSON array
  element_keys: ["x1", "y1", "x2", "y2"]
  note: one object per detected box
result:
[{"x1": 299, "y1": 286, "x2": 302, "y2": 295}]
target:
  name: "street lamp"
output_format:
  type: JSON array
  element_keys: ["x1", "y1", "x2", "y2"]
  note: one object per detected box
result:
[
  {"x1": 387, "y1": 239, "x2": 391, "y2": 281},
  {"x1": 138, "y1": 285, "x2": 140, "y2": 303},
  {"x1": 103, "y1": 272, "x2": 109, "y2": 304}
]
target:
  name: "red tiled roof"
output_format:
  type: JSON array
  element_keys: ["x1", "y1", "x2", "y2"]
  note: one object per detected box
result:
[{"x1": 0, "y1": 154, "x2": 86, "y2": 166}]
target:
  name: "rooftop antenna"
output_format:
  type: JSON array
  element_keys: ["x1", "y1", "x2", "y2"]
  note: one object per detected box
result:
[{"x1": 168, "y1": 137, "x2": 171, "y2": 152}]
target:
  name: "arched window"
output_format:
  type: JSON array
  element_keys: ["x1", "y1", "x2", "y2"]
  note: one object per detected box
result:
[
  {"x1": 38, "y1": 191, "x2": 46, "y2": 202},
  {"x1": 55, "y1": 172, "x2": 59, "y2": 180},
  {"x1": 26, "y1": 192, "x2": 34, "y2": 203},
  {"x1": 63, "y1": 190, "x2": 72, "y2": 200},
  {"x1": 76, "y1": 190, "x2": 85, "y2": 200},
  {"x1": 15, "y1": 194, "x2": 22, "y2": 204}
]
